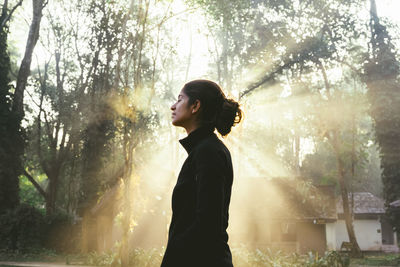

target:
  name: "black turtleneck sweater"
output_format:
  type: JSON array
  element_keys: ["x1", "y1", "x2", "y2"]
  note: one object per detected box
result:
[{"x1": 161, "y1": 126, "x2": 234, "y2": 267}]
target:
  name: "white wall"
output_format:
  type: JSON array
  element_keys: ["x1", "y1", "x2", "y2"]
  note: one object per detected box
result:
[
  {"x1": 334, "y1": 219, "x2": 382, "y2": 251},
  {"x1": 325, "y1": 223, "x2": 336, "y2": 250}
]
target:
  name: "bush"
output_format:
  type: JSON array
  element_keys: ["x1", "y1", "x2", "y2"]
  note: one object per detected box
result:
[
  {"x1": 129, "y1": 247, "x2": 163, "y2": 267},
  {"x1": 85, "y1": 251, "x2": 120, "y2": 266},
  {"x1": 0, "y1": 204, "x2": 45, "y2": 251},
  {"x1": 231, "y1": 246, "x2": 349, "y2": 267},
  {"x1": 84, "y1": 247, "x2": 163, "y2": 267},
  {"x1": 0, "y1": 205, "x2": 80, "y2": 253},
  {"x1": 43, "y1": 210, "x2": 81, "y2": 253}
]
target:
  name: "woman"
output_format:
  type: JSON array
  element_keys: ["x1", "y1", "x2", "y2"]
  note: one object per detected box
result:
[{"x1": 161, "y1": 80, "x2": 242, "y2": 267}]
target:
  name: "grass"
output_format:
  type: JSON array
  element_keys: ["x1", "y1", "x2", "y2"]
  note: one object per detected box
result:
[
  {"x1": 0, "y1": 248, "x2": 88, "y2": 265},
  {"x1": 0, "y1": 248, "x2": 60, "y2": 262},
  {"x1": 349, "y1": 253, "x2": 400, "y2": 266}
]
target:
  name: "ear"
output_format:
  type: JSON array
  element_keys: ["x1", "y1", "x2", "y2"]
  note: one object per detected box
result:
[{"x1": 191, "y1": 99, "x2": 201, "y2": 114}]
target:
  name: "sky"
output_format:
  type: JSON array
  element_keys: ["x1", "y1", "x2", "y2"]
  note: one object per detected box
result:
[{"x1": 379, "y1": 0, "x2": 400, "y2": 24}]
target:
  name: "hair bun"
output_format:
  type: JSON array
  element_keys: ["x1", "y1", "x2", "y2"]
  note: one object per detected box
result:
[
  {"x1": 216, "y1": 98, "x2": 242, "y2": 136},
  {"x1": 182, "y1": 80, "x2": 243, "y2": 136}
]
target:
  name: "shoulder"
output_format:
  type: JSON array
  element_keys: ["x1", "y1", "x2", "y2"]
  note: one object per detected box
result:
[{"x1": 193, "y1": 134, "x2": 230, "y2": 165}]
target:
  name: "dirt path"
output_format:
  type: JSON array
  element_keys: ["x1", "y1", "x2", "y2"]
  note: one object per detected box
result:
[{"x1": 0, "y1": 262, "x2": 93, "y2": 267}]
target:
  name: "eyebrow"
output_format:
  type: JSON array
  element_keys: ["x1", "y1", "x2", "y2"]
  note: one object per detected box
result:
[{"x1": 178, "y1": 94, "x2": 183, "y2": 98}]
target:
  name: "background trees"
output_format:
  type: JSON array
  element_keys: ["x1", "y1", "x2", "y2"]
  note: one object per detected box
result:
[
  {"x1": 365, "y1": 0, "x2": 400, "y2": 232},
  {"x1": 1, "y1": 0, "x2": 46, "y2": 213},
  {"x1": 0, "y1": 0, "x2": 21, "y2": 212}
]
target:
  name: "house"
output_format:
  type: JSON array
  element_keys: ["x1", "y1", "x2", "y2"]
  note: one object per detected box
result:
[
  {"x1": 326, "y1": 192, "x2": 399, "y2": 252},
  {"x1": 229, "y1": 178, "x2": 399, "y2": 254},
  {"x1": 229, "y1": 177, "x2": 337, "y2": 254}
]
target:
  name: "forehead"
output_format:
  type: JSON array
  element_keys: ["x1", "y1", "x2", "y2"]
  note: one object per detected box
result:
[{"x1": 178, "y1": 89, "x2": 188, "y2": 98}]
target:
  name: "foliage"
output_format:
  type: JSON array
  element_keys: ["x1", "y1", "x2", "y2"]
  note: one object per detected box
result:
[
  {"x1": 43, "y1": 210, "x2": 81, "y2": 253},
  {"x1": 0, "y1": 204, "x2": 45, "y2": 251},
  {"x1": 301, "y1": 140, "x2": 383, "y2": 197},
  {"x1": 129, "y1": 248, "x2": 163, "y2": 267},
  {"x1": 5, "y1": 248, "x2": 399, "y2": 267},
  {"x1": 82, "y1": 246, "x2": 349, "y2": 267},
  {"x1": 350, "y1": 253, "x2": 400, "y2": 266},
  {"x1": 0, "y1": 6, "x2": 21, "y2": 213},
  {"x1": 364, "y1": 0, "x2": 400, "y2": 232},
  {"x1": 18, "y1": 173, "x2": 46, "y2": 211},
  {"x1": 232, "y1": 246, "x2": 349, "y2": 267},
  {"x1": 0, "y1": 247, "x2": 58, "y2": 262},
  {"x1": 85, "y1": 251, "x2": 120, "y2": 266},
  {"x1": 0, "y1": 204, "x2": 80, "y2": 253},
  {"x1": 85, "y1": 247, "x2": 163, "y2": 267}
]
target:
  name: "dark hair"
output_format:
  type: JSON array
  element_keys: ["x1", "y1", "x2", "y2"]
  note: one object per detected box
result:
[{"x1": 183, "y1": 79, "x2": 242, "y2": 136}]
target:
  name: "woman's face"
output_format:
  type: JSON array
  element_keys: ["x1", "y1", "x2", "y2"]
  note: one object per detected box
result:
[{"x1": 170, "y1": 89, "x2": 194, "y2": 127}]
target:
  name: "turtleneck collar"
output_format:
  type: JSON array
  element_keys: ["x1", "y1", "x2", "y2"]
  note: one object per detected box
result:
[{"x1": 179, "y1": 125, "x2": 215, "y2": 154}]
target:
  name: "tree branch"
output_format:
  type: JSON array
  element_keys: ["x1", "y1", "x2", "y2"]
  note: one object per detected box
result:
[
  {"x1": 315, "y1": 59, "x2": 332, "y2": 99},
  {"x1": 23, "y1": 169, "x2": 46, "y2": 198},
  {"x1": 1, "y1": 0, "x2": 23, "y2": 29},
  {"x1": 239, "y1": 62, "x2": 292, "y2": 100},
  {"x1": 12, "y1": 0, "x2": 45, "y2": 118}
]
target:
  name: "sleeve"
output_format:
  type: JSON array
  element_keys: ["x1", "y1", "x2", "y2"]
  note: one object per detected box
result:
[{"x1": 171, "y1": 144, "x2": 227, "y2": 253}]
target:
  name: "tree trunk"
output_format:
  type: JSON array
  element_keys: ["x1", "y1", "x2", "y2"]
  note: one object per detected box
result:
[
  {"x1": 0, "y1": 0, "x2": 25, "y2": 212},
  {"x1": 45, "y1": 169, "x2": 60, "y2": 215},
  {"x1": 221, "y1": 14, "x2": 230, "y2": 90},
  {"x1": 332, "y1": 131, "x2": 363, "y2": 258},
  {"x1": 294, "y1": 130, "x2": 300, "y2": 176},
  {"x1": 317, "y1": 59, "x2": 362, "y2": 257},
  {"x1": 12, "y1": 0, "x2": 45, "y2": 117},
  {"x1": 0, "y1": 0, "x2": 46, "y2": 213}
]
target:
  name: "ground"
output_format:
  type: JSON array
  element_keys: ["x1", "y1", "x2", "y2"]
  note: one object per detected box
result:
[
  {"x1": 0, "y1": 262, "x2": 92, "y2": 267},
  {"x1": 0, "y1": 251, "x2": 399, "y2": 266}
]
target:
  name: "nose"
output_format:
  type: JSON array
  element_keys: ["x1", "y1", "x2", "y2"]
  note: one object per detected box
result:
[{"x1": 171, "y1": 103, "x2": 176, "y2": 110}]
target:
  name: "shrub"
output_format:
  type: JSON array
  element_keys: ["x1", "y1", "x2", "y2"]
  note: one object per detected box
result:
[
  {"x1": 84, "y1": 247, "x2": 163, "y2": 267},
  {"x1": 129, "y1": 247, "x2": 163, "y2": 267},
  {"x1": 43, "y1": 210, "x2": 81, "y2": 253},
  {"x1": 231, "y1": 246, "x2": 349, "y2": 267},
  {"x1": 0, "y1": 204, "x2": 45, "y2": 251},
  {"x1": 0, "y1": 205, "x2": 80, "y2": 253},
  {"x1": 85, "y1": 251, "x2": 120, "y2": 266}
]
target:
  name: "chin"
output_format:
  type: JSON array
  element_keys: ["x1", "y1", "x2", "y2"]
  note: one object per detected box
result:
[{"x1": 172, "y1": 121, "x2": 186, "y2": 129}]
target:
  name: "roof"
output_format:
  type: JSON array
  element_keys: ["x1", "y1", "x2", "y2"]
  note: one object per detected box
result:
[
  {"x1": 232, "y1": 177, "x2": 337, "y2": 221},
  {"x1": 336, "y1": 192, "x2": 385, "y2": 214},
  {"x1": 390, "y1": 199, "x2": 400, "y2": 207}
]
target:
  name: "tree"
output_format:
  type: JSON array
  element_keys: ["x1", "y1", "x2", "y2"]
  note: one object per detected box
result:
[
  {"x1": 227, "y1": 0, "x2": 365, "y2": 257},
  {"x1": 364, "y1": 0, "x2": 400, "y2": 231},
  {"x1": 0, "y1": 0, "x2": 46, "y2": 213},
  {"x1": 0, "y1": 0, "x2": 24, "y2": 212}
]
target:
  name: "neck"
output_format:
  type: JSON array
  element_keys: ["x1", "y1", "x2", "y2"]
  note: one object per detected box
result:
[
  {"x1": 185, "y1": 123, "x2": 215, "y2": 135},
  {"x1": 184, "y1": 123, "x2": 199, "y2": 135}
]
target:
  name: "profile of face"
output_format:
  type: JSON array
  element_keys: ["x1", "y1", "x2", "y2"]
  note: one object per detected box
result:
[{"x1": 170, "y1": 89, "x2": 196, "y2": 129}]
